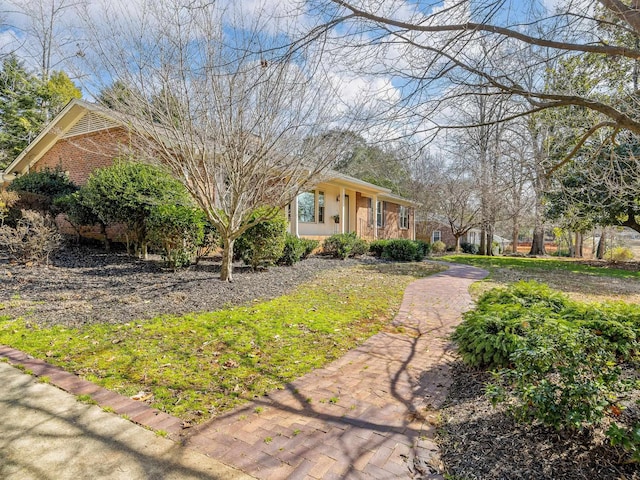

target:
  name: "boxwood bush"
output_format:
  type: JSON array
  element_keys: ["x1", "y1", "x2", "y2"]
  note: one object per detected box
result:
[
  {"x1": 382, "y1": 239, "x2": 420, "y2": 261},
  {"x1": 322, "y1": 232, "x2": 368, "y2": 259},
  {"x1": 235, "y1": 211, "x2": 287, "y2": 270}
]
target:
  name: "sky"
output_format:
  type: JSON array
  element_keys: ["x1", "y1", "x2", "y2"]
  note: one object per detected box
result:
[{"x1": 0, "y1": 0, "x2": 595, "y2": 148}]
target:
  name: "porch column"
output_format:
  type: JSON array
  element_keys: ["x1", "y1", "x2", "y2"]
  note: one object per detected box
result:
[
  {"x1": 340, "y1": 187, "x2": 346, "y2": 234},
  {"x1": 373, "y1": 194, "x2": 378, "y2": 239},
  {"x1": 412, "y1": 207, "x2": 416, "y2": 241},
  {"x1": 291, "y1": 197, "x2": 299, "y2": 237}
]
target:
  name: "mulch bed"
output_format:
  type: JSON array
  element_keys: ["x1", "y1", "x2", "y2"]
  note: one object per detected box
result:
[
  {"x1": 0, "y1": 245, "x2": 360, "y2": 327},
  {"x1": 438, "y1": 362, "x2": 640, "y2": 480}
]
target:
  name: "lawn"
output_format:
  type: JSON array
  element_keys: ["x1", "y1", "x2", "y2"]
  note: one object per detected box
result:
[
  {"x1": 441, "y1": 254, "x2": 640, "y2": 303},
  {"x1": 0, "y1": 261, "x2": 444, "y2": 424}
]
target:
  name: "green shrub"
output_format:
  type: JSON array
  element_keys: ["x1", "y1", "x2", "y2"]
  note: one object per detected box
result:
[
  {"x1": 322, "y1": 232, "x2": 368, "y2": 259},
  {"x1": 8, "y1": 168, "x2": 78, "y2": 199},
  {"x1": 454, "y1": 282, "x2": 572, "y2": 369},
  {"x1": 147, "y1": 204, "x2": 206, "y2": 269},
  {"x1": 301, "y1": 239, "x2": 319, "y2": 259},
  {"x1": 235, "y1": 211, "x2": 287, "y2": 270},
  {"x1": 415, "y1": 239, "x2": 432, "y2": 258},
  {"x1": 457, "y1": 281, "x2": 640, "y2": 433},
  {"x1": 382, "y1": 239, "x2": 420, "y2": 262},
  {"x1": 432, "y1": 240, "x2": 446, "y2": 253},
  {"x1": 369, "y1": 240, "x2": 389, "y2": 257},
  {"x1": 487, "y1": 326, "x2": 627, "y2": 431},
  {"x1": 78, "y1": 160, "x2": 191, "y2": 256},
  {"x1": 461, "y1": 242, "x2": 479, "y2": 254},
  {"x1": 279, "y1": 233, "x2": 306, "y2": 266},
  {"x1": 606, "y1": 246, "x2": 634, "y2": 263},
  {"x1": 607, "y1": 422, "x2": 640, "y2": 463}
]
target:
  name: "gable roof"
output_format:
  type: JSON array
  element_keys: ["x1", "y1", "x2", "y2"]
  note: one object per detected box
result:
[
  {"x1": 2, "y1": 99, "x2": 417, "y2": 206},
  {"x1": 2, "y1": 99, "x2": 119, "y2": 183}
]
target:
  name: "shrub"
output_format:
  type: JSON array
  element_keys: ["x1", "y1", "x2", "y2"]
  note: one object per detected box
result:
[
  {"x1": 0, "y1": 209, "x2": 60, "y2": 264},
  {"x1": 457, "y1": 281, "x2": 640, "y2": 433},
  {"x1": 606, "y1": 246, "x2": 634, "y2": 263},
  {"x1": 0, "y1": 190, "x2": 19, "y2": 226},
  {"x1": 415, "y1": 239, "x2": 432, "y2": 258},
  {"x1": 607, "y1": 422, "x2": 640, "y2": 463},
  {"x1": 147, "y1": 204, "x2": 206, "y2": 269},
  {"x1": 382, "y1": 239, "x2": 420, "y2": 262},
  {"x1": 431, "y1": 240, "x2": 446, "y2": 253},
  {"x1": 235, "y1": 211, "x2": 287, "y2": 270},
  {"x1": 301, "y1": 239, "x2": 319, "y2": 259},
  {"x1": 369, "y1": 240, "x2": 389, "y2": 257},
  {"x1": 461, "y1": 242, "x2": 479, "y2": 254},
  {"x1": 322, "y1": 232, "x2": 368, "y2": 259},
  {"x1": 8, "y1": 168, "x2": 78, "y2": 199},
  {"x1": 78, "y1": 160, "x2": 191, "y2": 257},
  {"x1": 279, "y1": 233, "x2": 306, "y2": 266},
  {"x1": 487, "y1": 326, "x2": 627, "y2": 431}
]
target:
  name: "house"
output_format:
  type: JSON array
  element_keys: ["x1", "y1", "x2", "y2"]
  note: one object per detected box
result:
[
  {"x1": 417, "y1": 215, "x2": 511, "y2": 252},
  {"x1": 2, "y1": 99, "x2": 417, "y2": 242}
]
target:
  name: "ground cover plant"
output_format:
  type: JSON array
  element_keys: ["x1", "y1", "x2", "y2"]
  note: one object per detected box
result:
[{"x1": 0, "y1": 260, "x2": 443, "y2": 424}]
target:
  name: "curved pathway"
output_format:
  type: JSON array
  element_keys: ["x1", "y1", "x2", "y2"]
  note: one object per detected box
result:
[
  {"x1": 0, "y1": 262, "x2": 487, "y2": 479},
  {"x1": 183, "y1": 262, "x2": 488, "y2": 479}
]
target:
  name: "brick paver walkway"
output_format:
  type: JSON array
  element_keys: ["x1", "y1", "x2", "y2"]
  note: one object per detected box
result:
[{"x1": 182, "y1": 262, "x2": 487, "y2": 479}]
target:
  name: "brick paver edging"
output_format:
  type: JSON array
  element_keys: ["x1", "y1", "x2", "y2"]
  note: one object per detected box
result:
[{"x1": 0, "y1": 345, "x2": 184, "y2": 435}]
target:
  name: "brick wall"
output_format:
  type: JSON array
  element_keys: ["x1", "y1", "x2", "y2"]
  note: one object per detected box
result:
[
  {"x1": 377, "y1": 202, "x2": 413, "y2": 240},
  {"x1": 32, "y1": 127, "x2": 131, "y2": 185}
]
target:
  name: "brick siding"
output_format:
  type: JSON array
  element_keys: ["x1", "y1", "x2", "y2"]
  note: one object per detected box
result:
[{"x1": 31, "y1": 128, "x2": 131, "y2": 185}]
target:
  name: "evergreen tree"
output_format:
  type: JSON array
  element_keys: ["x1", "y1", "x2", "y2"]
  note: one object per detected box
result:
[{"x1": 0, "y1": 55, "x2": 81, "y2": 169}]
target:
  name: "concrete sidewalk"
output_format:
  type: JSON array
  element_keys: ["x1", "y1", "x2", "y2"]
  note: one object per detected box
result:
[{"x1": 0, "y1": 361, "x2": 253, "y2": 480}]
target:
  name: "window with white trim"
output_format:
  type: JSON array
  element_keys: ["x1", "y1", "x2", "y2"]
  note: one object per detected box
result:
[
  {"x1": 298, "y1": 192, "x2": 315, "y2": 223},
  {"x1": 376, "y1": 200, "x2": 385, "y2": 227},
  {"x1": 297, "y1": 190, "x2": 325, "y2": 223},
  {"x1": 432, "y1": 230, "x2": 442, "y2": 243},
  {"x1": 399, "y1": 205, "x2": 410, "y2": 229}
]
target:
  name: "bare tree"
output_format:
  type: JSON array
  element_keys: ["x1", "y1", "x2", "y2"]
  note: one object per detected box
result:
[
  {"x1": 439, "y1": 164, "x2": 480, "y2": 252},
  {"x1": 8, "y1": 0, "x2": 83, "y2": 81},
  {"x1": 78, "y1": 0, "x2": 351, "y2": 281},
  {"x1": 309, "y1": 0, "x2": 640, "y2": 160}
]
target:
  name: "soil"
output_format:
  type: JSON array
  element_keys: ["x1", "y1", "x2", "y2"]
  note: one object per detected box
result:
[
  {"x1": 438, "y1": 362, "x2": 640, "y2": 480},
  {"x1": 0, "y1": 245, "x2": 361, "y2": 328}
]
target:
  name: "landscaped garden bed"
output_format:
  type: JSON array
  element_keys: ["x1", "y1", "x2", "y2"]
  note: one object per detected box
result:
[
  {"x1": 0, "y1": 246, "x2": 444, "y2": 424},
  {"x1": 439, "y1": 256, "x2": 640, "y2": 479}
]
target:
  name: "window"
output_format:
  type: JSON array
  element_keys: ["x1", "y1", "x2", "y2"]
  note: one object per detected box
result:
[
  {"x1": 298, "y1": 192, "x2": 315, "y2": 223},
  {"x1": 297, "y1": 190, "x2": 325, "y2": 223},
  {"x1": 432, "y1": 230, "x2": 442, "y2": 243},
  {"x1": 376, "y1": 201, "x2": 385, "y2": 227},
  {"x1": 399, "y1": 205, "x2": 410, "y2": 229},
  {"x1": 318, "y1": 191, "x2": 325, "y2": 223}
]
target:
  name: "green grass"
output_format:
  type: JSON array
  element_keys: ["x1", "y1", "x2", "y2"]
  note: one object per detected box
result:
[
  {"x1": 441, "y1": 254, "x2": 640, "y2": 280},
  {"x1": 0, "y1": 262, "x2": 443, "y2": 423}
]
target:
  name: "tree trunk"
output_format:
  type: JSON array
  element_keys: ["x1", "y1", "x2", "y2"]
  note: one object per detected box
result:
[
  {"x1": 575, "y1": 232, "x2": 583, "y2": 258},
  {"x1": 486, "y1": 227, "x2": 495, "y2": 256},
  {"x1": 529, "y1": 226, "x2": 546, "y2": 255},
  {"x1": 568, "y1": 231, "x2": 575, "y2": 257},
  {"x1": 220, "y1": 237, "x2": 235, "y2": 282},
  {"x1": 454, "y1": 234, "x2": 462, "y2": 252},
  {"x1": 596, "y1": 230, "x2": 606, "y2": 259},
  {"x1": 512, "y1": 226, "x2": 519, "y2": 254},
  {"x1": 479, "y1": 226, "x2": 488, "y2": 255}
]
